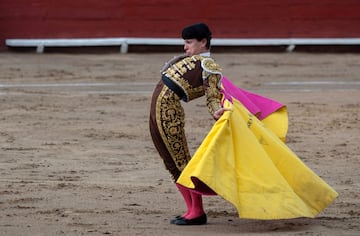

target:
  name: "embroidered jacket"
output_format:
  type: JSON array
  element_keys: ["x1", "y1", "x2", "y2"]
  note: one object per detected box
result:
[{"x1": 161, "y1": 55, "x2": 223, "y2": 115}]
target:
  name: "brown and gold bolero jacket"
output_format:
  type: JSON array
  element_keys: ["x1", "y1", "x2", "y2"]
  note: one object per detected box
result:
[{"x1": 161, "y1": 55, "x2": 223, "y2": 115}]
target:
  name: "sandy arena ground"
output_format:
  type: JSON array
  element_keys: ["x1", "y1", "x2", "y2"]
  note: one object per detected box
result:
[{"x1": 0, "y1": 51, "x2": 359, "y2": 235}]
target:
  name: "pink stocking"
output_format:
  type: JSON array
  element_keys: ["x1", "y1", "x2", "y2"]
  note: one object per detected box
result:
[
  {"x1": 187, "y1": 191, "x2": 205, "y2": 219},
  {"x1": 176, "y1": 183, "x2": 192, "y2": 218}
]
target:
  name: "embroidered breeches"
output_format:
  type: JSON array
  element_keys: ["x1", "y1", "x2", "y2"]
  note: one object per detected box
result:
[{"x1": 149, "y1": 81, "x2": 191, "y2": 181}]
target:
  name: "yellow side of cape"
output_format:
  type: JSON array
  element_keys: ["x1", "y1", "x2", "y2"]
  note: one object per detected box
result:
[
  {"x1": 261, "y1": 106, "x2": 288, "y2": 143},
  {"x1": 177, "y1": 99, "x2": 338, "y2": 220}
]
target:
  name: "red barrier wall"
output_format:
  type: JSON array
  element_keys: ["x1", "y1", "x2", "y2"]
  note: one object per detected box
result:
[{"x1": 1, "y1": 0, "x2": 360, "y2": 49}]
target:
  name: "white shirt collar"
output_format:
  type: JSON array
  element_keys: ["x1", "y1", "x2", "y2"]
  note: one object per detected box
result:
[{"x1": 200, "y1": 52, "x2": 211, "y2": 57}]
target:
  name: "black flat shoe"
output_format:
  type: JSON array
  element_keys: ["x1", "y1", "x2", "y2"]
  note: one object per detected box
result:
[
  {"x1": 173, "y1": 214, "x2": 207, "y2": 225},
  {"x1": 170, "y1": 215, "x2": 183, "y2": 224}
]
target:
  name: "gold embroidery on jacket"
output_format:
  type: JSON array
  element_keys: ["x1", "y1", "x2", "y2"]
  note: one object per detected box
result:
[
  {"x1": 162, "y1": 55, "x2": 223, "y2": 115},
  {"x1": 205, "y1": 74, "x2": 223, "y2": 114},
  {"x1": 164, "y1": 56, "x2": 205, "y2": 102},
  {"x1": 201, "y1": 58, "x2": 222, "y2": 76}
]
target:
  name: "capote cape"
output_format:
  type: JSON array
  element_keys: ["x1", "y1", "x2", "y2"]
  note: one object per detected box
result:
[{"x1": 177, "y1": 77, "x2": 338, "y2": 219}]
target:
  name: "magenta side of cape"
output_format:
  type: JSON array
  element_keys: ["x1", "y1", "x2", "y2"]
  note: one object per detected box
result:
[{"x1": 221, "y1": 76, "x2": 284, "y2": 120}]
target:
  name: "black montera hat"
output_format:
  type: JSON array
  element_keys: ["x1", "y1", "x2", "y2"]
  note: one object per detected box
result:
[{"x1": 181, "y1": 23, "x2": 212, "y2": 41}]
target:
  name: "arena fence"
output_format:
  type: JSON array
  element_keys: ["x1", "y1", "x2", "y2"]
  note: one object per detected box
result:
[{"x1": 6, "y1": 37, "x2": 360, "y2": 53}]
